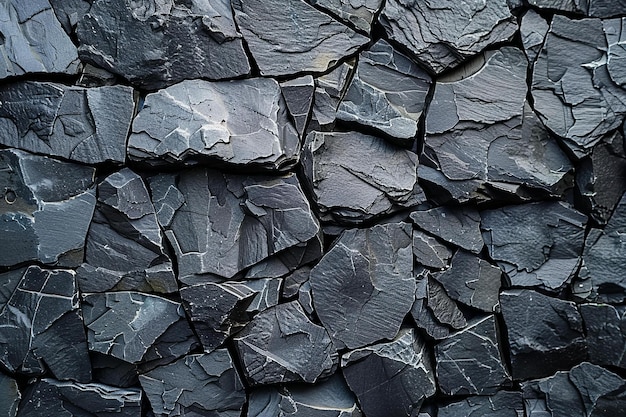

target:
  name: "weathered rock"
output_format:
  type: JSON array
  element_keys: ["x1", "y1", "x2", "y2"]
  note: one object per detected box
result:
[
  {"x1": 500, "y1": 289, "x2": 587, "y2": 380},
  {"x1": 581, "y1": 303, "x2": 626, "y2": 369},
  {"x1": 128, "y1": 78, "x2": 300, "y2": 170},
  {"x1": 520, "y1": 9, "x2": 549, "y2": 64},
  {"x1": 282, "y1": 266, "x2": 312, "y2": 299},
  {"x1": 17, "y1": 378, "x2": 142, "y2": 417},
  {"x1": 341, "y1": 328, "x2": 436, "y2": 417},
  {"x1": 140, "y1": 350, "x2": 246, "y2": 417},
  {"x1": 380, "y1": 0, "x2": 517, "y2": 73},
  {"x1": 426, "y1": 276, "x2": 468, "y2": 330},
  {"x1": 337, "y1": 39, "x2": 432, "y2": 143},
  {"x1": 280, "y1": 75, "x2": 315, "y2": 137},
  {"x1": 232, "y1": 0, "x2": 368, "y2": 77},
  {"x1": 410, "y1": 207, "x2": 484, "y2": 254},
  {"x1": 411, "y1": 270, "x2": 454, "y2": 340},
  {"x1": 527, "y1": 0, "x2": 626, "y2": 18},
  {"x1": 302, "y1": 130, "x2": 423, "y2": 223},
  {"x1": 482, "y1": 202, "x2": 586, "y2": 290},
  {"x1": 77, "y1": 0, "x2": 250, "y2": 89},
  {"x1": 0, "y1": 371, "x2": 20, "y2": 417},
  {"x1": 309, "y1": 0, "x2": 383, "y2": 33},
  {"x1": 49, "y1": 0, "x2": 91, "y2": 34},
  {"x1": 438, "y1": 391, "x2": 524, "y2": 417},
  {"x1": 412, "y1": 230, "x2": 453, "y2": 270},
  {"x1": 234, "y1": 301, "x2": 337, "y2": 385},
  {"x1": 309, "y1": 61, "x2": 355, "y2": 130},
  {"x1": 310, "y1": 223, "x2": 415, "y2": 349}
]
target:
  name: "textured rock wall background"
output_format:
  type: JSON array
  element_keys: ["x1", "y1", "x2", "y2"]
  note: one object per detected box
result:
[{"x1": 1, "y1": 0, "x2": 626, "y2": 416}]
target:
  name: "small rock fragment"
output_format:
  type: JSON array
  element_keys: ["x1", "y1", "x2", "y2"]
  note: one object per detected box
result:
[
  {"x1": 411, "y1": 270, "x2": 453, "y2": 340},
  {"x1": 520, "y1": 9, "x2": 549, "y2": 64},
  {"x1": 412, "y1": 230, "x2": 453, "y2": 270},
  {"x1": 438, "y1": 391, "x2": 524, "y2": 417},
  {"x1": 410, "y1": 206, "x2": 484, "y2": 254},
  {"x1": 0, "y1": 371, "x2": 20, "y2": 417},
  {"x1": 527, "y1": 0, "x2": 626, "y2": 18},
  {"x1": 580, "y1": 303, "x2": 626, "y2": 369},
  {"x1": 426, "y1": 276, "x2": 468, "y2": 330},
  {"x1": 309, "y1": 61, "x2": 355, "y2": 130},
  {"x1": 280, "y1": 75, "x2": 315, "y2": 137},
  {"x1": 309, "y1": 0, "x2": 383, "y2": 33}
]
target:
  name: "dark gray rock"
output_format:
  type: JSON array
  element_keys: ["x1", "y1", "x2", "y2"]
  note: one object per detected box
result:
[
  {"x1": 309, "y1": 0, "x2": 383, "y2": 33},
  {"x1": 302, "y1": 131, "x2": 423, "y2": 223},
  {"x1": 528, "y1": 0, "x2": 626, "y2": 18},
  {"x1": 380, "y1": 0, "x2": 517, "y2": 74},
  {"x1": 280, "y1": 75, "x2": 315, "y2": 137},
  {"x1": 128, "y1": 78, "x2": 300, "y2": 171},
  {"x1": 412, "y1": 230, "x2": 453, "y2": 270},
  {"x1": 520, "y1": 9, "x2": 549, "y2": 64},
  {"x1": 426, "y1": 276, "x2": 467, "y2": 330},
  {"x1": 310, "y1": 223, "x2": 415, "y2": 349},
  {"x1": 500, "y1": 289, "x2": 587, "y2": 380},
  {"x1": 0, "y1": 0, "x2": 78, "y2": 78},
  {"x1": 309, "y1": 61, "x2": 355, "y2": 130},
  {"x1": 482, "y1": 202, "x2": 586, "y2": 290},
  {"x1": 140, "y1": 350, "x2": 246, "y2": 417},
  {"x1": 411, "y1": 270, "x2": 453, "y2": 340},
  {"x1": 77, "y1": 169, "x2": 177, "y2": 294},
  {"x1": 243, "y1": 236, "x2": 323, "y2": 279},
  {"x1": 234, "y1": 301, "x2": 337, "y2": 385},
  {"x1": 49, "y1": 0, "x2": 91, "y2": 34},
  {"x1": 336, "y1": 39, "x2": 432, "y2": 143},
  {"x1": 247, "y1": 373, "x2": 362, "y2": 417},
  {"x1": 90, "y1": 353, "x2": 139, "y2": 388},
  {"x1": 435, "y1": 315, "x2": 510, "y2": 395},
  {"x1": 0, "y1": 373, "x2": 19, "y2": 417},
  {"x1": 17, "y1": 378, "x2": 142, "y2": 417},
  {"x1": 77, "y1": 0, "x2": 250, "y2": 90},
  {"x1": 150, "y1": 169, "x2": 321, "y2": 281},
  {"x1": 410, "y1": 206, "x2": 484, "y2": 254},
  {"x1": 438, "y1": 391, "x2": 524, "y2": 417},
  {"x1": 341, "y1": 328, "x2": 436, "y2": 417},
  {"x1": 434, "y1": 250, "x2": 501, "y2": 312},
  {"x1": 231, "y1": 0, "x2": 368, "y2": 77},
  {"x1": 581, "y1": 303, "x2": 626, "y2": 369},
  {"x1": 0, "y1": 81, "x2": 134, "y2": 164},
  {"x1": 282, "y1": 266, "x2": 312, "y2": 299},
  {"x1": 0, "y1": 266, "x2": 91, "y2": 382}
]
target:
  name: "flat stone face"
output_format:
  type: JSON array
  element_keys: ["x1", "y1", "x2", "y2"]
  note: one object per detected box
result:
[
  {"x1": 310, "y1": 0, "x2": 383, "y2": 33},
  {"x1": 0, "y1": 373, "x2": 20, "y2": 417},
  {"x1": 521, "y1": 9, "x2": 549, "y2": 63},
  {"x1": 76, "y1": 0, "x2": 250, "y2": 89},
  {"x1": 438, "y1": 391, "x2": 524, "y2": 417},
  {"x1": 412, "y1": 230, "x2": 453, "y2": 270},
  {"x1": 528, "y1": 0, "x2": 626, "y2": 17},
  {"x1": 280, "y1": 75, "x2": 315, "y2": 137},
  {"x1": 309, "y1": 61, "x2": 355, "y2": 130},
  {"x1": 410, "y1": 206, "x2": 484, "y2": 254},
  {"x1": 380, "y1": 0, "x2": 517, "y2": 73},
  {"x1": 581, "y1": 303, "x2": 626, "y2": 369},
  {"x1": 128, "y1": 79, "x2": 300, "y2": 171},
  {"x1": 231, "y1": 0, "x2": 368, "y2": 77}
]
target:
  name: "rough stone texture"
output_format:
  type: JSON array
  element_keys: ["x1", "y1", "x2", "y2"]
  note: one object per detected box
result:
[
  {"x1": 438, "y1": 391, "x2": 524, "y2": 417},
  {"x1": 49, "y1": 0, "x2": 91, "y2": 35},
  {"x1": 77, "y1": 0, "x2": 251, "y2": 90},
  {"x1": 380, "y1": 0, "x2": 517, "y2": 73},
  {"x1": 528, "y1": 0, "x2": 626, "y2": 18},
  {"x1": 0, "y1": 0, "x2": 79, "y2": 78},
  {"x1": 0, "y1": 81, "x2": 135, "y2": 164},
  {"x1": 482, "y1": 202, "x2": 587, "y2": 290},
  {"x1": 411, "y1": 273, "x2": 453, "y2": 340},
  {"x1": 232, "y1": 0, "x2": 368, "y2": 77},
  {"x1": 310, "y1": 223, "x2": 415, "y2": 349},
  {"x1": 309, "y1": 61, "x2": 355, "y2": 130},
  {"x1": 310, "y1": 0, "x2": 383, "y2": 33},
  {"x1": 128, "y1": 78, "x2": 300, "y2": 170},
  {"x1": 139, "y1": 350, "x2": 246, "y2": 417},
  {"x1": 0, "y1": 372, "x2": 20, "y2": 417},
  {"x1": 520, "y1": 9, "x2": 549, "y2": 63},
  {"x1": 341, "y1": 328, "x2": 436, "y2": 417},
  {"x1": 581, "y1": 303, "x2": 626, "y2": 370},
  {"x1": 234, "y1": 301, "x2": 337, "y2": 385},
  {"x1": 337, "y1": 39, "x2": 432, "y2": 143},
  {"x1": 410, "y1": 207, "x2": 484, "y2": 254},
  {"x1": 303, "y1": 131, "x2": 423, "y2": 223},
  {"x1": 412, "y1": 230, "x2": 453, "y2": 270},
  {"x1": 500, "y1": 289, "x2": 587, "y2": 380},
  {"x1": 280, "y1": 75, "x2": 315, "y2": 137}
]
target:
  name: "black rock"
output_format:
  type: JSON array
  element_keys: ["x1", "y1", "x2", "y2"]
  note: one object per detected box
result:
[
  {"x1": 426, "y1": 276, "x2": 468, "y2": 330},
  {"x1": 90, "y1": 353, "x2": 140, "y2": 388},
  {"x1": 247, "y1": 373, "x2": 362, "y2": 417},
  {"x1": 341, "y1": 328, "x2": 436, "y2": 417},
  {"x1": 500, "y1": 289, "x2": 587, "y2": 380},
  {"x1": 0, "y1": 0, "x2": 78, "y2": 78},
  {"x1": 0, "y1": 372, "x2": 20, "y2": 417},
  {"x1": 435, "y1": 315, "x2": 510, "y2": 395},
  {"x1": 282, "y1": 266, "x2": 312, "y2": 299},
  {"x1": 0, "y1": 81, "x2": 134, "y2": 164},
  {"x1": 77, "y1": 169, "x2": 177, "y2": 294},
  {"x1": 309, "y1": 61, "x2": 355, "y2": 130},
  {"x1": 77, "y1": 0, "x2": 250, "y2": 90},
  {"x1": 310, "y1": 222, "x2": 415, "y2": 349},
  {"x1": 527, "y1": 0, "x2": 626, "y2": 18},
  {"x1": 411, "y1": 269, "x2": 454, "y2": 340},
  {"x1": 581, "y1": 303, "x2": 626, "y2": 370},
  {"x1": 482, "y1": 201, "x2": 586, "y2": 290},
  {"x1": 0, "y1": 266, "x2": 91, "y2": 382},
  {"x1": 302, "y1": 131, "x2": 423, "y2": 223},
  {"x1": 412, "y1": 230, "x2": 453, "y2": 270},
  {"x1": 380, "y1": 0, "x2": 517, "y2": 73},
  {"x1": 520, "y1": 9, "x2": 549, "y2": 64},
  {"x1": 17, "y1": 378, "x2": 142, "y2": 417},
  {"x1": 410, "y1": 206, "x2": 484, "y2": 254},
  {"x1": 310, "y1": 0, "x2": 383, "y2": 33},
  {"x1": 438, "y1": 391, "x2": 524, "y2": 417},
  {"x1": 128, "y1": 78, "x2": 300, "y2": 171},
  {"x1": 336, "y1": 39, "x2": 432, "y2": 144},
  {"x1": 231, "y1": 0, "x2": 368, "y2": 77},
  {"x1": 234, "y1": 301, "x2": 337, "y2": 385},
  {"x1": 280, "y1": 75, "x2": 315, "y2": 137},
  {"x1": 49, "y1": 0, "x2": 91, "y2": 34},
  {"x1": 139, "y1": 350, "x2": 246, "y2": 417}
]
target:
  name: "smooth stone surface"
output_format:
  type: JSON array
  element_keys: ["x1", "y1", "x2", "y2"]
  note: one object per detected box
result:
[
  {"x1": 410, "y1": 206, "x2": 484, "y2": 254},
  {"x1": 280, "y1": 75, "x2": 315, "y2": 137},
  {"x1": 412, "y1": 230, "x2": 453, "y2": 270}
]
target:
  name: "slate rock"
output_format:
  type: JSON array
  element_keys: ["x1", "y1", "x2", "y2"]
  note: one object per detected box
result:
[
  {"x1": 280, "y1": 75, "x2": 315, "y2": 137},
  {"x1": 309, "y1": 0, "x2": 383, "y2": 33},
  {"x1": 49, "y1": 0, "x2": 91, "y2": 34},
  {"x1": 0, "y1": 371, "x2": 20, "y2": 417},
  {"x1": 520, "y1": 9, "x2": 549, "y2": 64},
  {"x1": 410, "y1": 206, "x2": 484, "y2": 254},
  {"x1": 0, "y1": 266, "x2": 91, "y2": 382},
  {"x1": 435, "y1": 315, "x2": 510, "y2": 395},
  {"x1": 140, "y1": 350, "x2": 246, "y2": 417},
  {"x1": 282, "y1": 266, "x2": 312, "y2": 299},
  {"x1": 309, "y1": 61, "x2": 355, "y2": 130},
  {"x1": 500, "y1": 289, "x2": 587, "y2": 380},
  {"x1": 341, "y1": 328, "x2": 436, "y2": 417},
  {"x1": 336, "y1": 39, "x2": 432, "y2": 143},
  {"x1": 232, "y1": 0, "x2": 368, "y2": 77},
  {"x1": 128, "y1": 78, "x2": 300, "y2": 171},
  {"x1": 302, "y1": 130, "x2": 423, "y2": 223},
  {"x1": 426, "y1": 276, "x2": 468, "y2": 330},
  {"x1": 77, "y1": 169, "x2": 177, "y2": 294},
  {"x1": 580, "y1": 303, "x2": 626, "y2": 369},
  {"x1": 234, "y1": 301, "x2": 337, "y2": 385},
  {"x1": 90, "y1": 353, "x2": 140, "y2": 388},
  {"x1": 0, "y1": 0, "x2": 79, "y2": 78},
  {"x1": 527, "y1": 0, "x2": 626, "y2": 18},
  {"x1": 434, "y1": 250, "x2": 501, "y2": 312},
  {"x1": 77, "y1": 0, "x2": 250, "y2": 90},
  {"x1": 150, "y1": 169, "x2": 320, "y2": 281},
  {"x1": 247, "y1": 373, "x2": 362, "y2": 417},
  {"x1": 17, "y1": 378, "x2": 142, "y2": 417},
  {"x1": 243, "y1": 237, "x2": 323, "y2": 279},
  {"x1": 411, "y1": 269, "x2": 454, "y2": 340},
  {"x1": 482, "y1": 201, "x2": 586, "y2": 290},
  {"x1": 412, "y1": 230, "x2": 453, "y2": 270},
  {"x1": 310, "y1": 222, "x2": 415, "y2": 349},
  {"x1": 438, "y1": 391, "x2": 524, "y2": 417},
  {"x1": 0, "y1": 81, "x2": 134, "y2": 164},
  {"x1": 380, "y1": 0, "x2": 517, "y2": 73}
]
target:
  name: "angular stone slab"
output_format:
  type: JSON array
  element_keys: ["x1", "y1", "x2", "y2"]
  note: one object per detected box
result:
[
  {"x1": 411, "y1": 270, "x2": 454, "y2": 340},
  {"x1": 527, "y1": 0, "x2": 626, "y2": 18},
  {"x1": 310, "y1": 0, "x2": 383, "y2": 33},
  {"x1": 128, "y1": 78, "x2": 300, "y2": 171},
  {"x1": 280, "y1": 75, "x2": 315, "y2": 137},
  {"x1": 581, "y1": 303, "x2": 626, "y2": 370},
  {"x1": 310, "y1": 223, "x2": 415, "y2": 349},
  {"x1": 520, "y1": 9, "x2": 549, "y2": 64},
  {"x1": 232, "y1": 0, "x2": 368, "y2": 77},
  {"x1": 410, "y1": 206, "x2": 484, "y2": 254},
  {"x1": 438, "y1": 391, "x2": 524, "y2": 417},
  {"x1": 309, "y1": 61, "x2": 355, "y2": 130},
  {"x1": 0, "y1": 372, "x2": 19, "y2": 417},
  {"x1": 412, "y1": 230, "x2": 453, "y2": 270}
]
